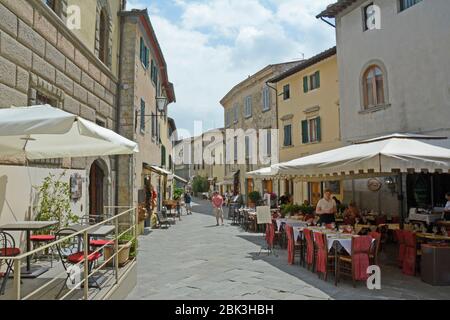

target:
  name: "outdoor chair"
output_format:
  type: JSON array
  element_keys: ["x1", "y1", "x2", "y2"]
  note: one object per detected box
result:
[
  {"x1": 369, "y1": 231, "x2": 382, "y2": 266},
  {"x1": 0, "y1": 231, "x2": 21, "y2": 295},
  {"x1": 273, "y1": 220, "x2": 284, "y2": 248},
  {"x1": 157, "y1": 212, "x2": 171, "y2": 229},
  {"x1": 337, "y1": 235, "x2": 373, "y2": 287},
  {"x1": 394, "y1": 229, "x2": 406, "y2": 268},
  {"x1": 303, "y1": 228, "x2": 315, "y2": 271},
  {"x1": 30, "y1": 232, "x2": 57, "y2": 268},
  {"x1": 285, "y1": 225, "x2": 301, "y2": 265},
  {"x1": 54, "y1": 228, "x2": 102, "y2": 298},
  {"x1": 314, "y1": 232, "x2": 335, "y2": 282},
  {"x1": 402, "y1": 231, "x2": 419, "y2": 276}
]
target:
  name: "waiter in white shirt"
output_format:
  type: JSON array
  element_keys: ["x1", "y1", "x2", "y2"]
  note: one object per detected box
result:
[
  {"x1": 443, "y1": 192, "x2": 450, "y2": 221},
  {"x1": 315, "y1": 189, "x2": 337, "y2": 225}
]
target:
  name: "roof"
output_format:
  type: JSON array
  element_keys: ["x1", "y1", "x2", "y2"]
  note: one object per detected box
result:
[
  {"x1": 120, "y1": 9, "x2": 176, "y2": 104},
  {"x1": 316, "y1": 0, "x2": 359, "y2": 18},
  {"x1": 355, "y1": 133, "x2": 448, "y2": 144},
  {"x1": 220, "y1": 60, "x2": 303, "y2": 106},
  {"x1": 268, "y1": 47, "x2": 337, "y2": 83}
]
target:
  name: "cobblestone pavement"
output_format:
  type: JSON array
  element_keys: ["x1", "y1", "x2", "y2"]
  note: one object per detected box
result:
[
  {"x1": 127, "y1": 199, "x2": 330, "y2": 300},
  {"x1": 127, "y1": 198, "x2": 450, "y2": 300}
]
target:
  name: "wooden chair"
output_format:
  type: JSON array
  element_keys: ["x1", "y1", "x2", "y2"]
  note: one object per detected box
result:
[
  {"x1": 273, "y1": 220, "x2": 284, "y2": 248},
  {"x1": 285, "y1": 225, "x2": 301, "y2": 265},
  {"x1": 337, "y1": 236, "x2": 373, "y2": 287},
  {"x1": 303, "y1": 228, "x2": 315, "y2": 271},
  {"x1": 369, "y1": 231, "x2": 381, "y2": 265},
  {"x1": 313, "y1": 232, "x2": 335, "y2": 281}
]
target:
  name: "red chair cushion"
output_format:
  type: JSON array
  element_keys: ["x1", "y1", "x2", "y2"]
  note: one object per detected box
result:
[
  {"x1": 67, "y1": 251, "x2": 102, "y2": 264},
  {"x1": 285, "y1": 225, "x2": 294, "y2": 265},
  {"x1": 0, "y1": 248, "x2": 21, "y2": 256},
  {"x1": 352, "y1": 236, "x2": 373, "y2": 281},
  {"x1": 90, "y1": 239, "x2": 114, "y2": 247},
  {"x1": 30, "y1": 235, "x2": 56, "y2": 242},
  {"x1": 304, "y1": 228, "x2": 314, "y2": 265},
  {"x1": 314, "y1": 232, "x2": 327, "y2": 274}
]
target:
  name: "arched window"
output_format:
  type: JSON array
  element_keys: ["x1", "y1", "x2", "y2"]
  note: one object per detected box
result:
[
  {"x1": 98, "y1": 8, "x2": 109, "y2": 64},
  {"x1": 363, "y1": 65, "x2": 385, "y2": 108}
]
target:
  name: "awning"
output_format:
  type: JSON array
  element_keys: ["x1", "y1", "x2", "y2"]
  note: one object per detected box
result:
[
  {"x1": 0, "y1": 105, "x2": 139, "y2": 160},
  {"x1": 247, "y1": 167, "x2": 279, "y2": 179},
  {"x1": 172, "y1": 174, "x2": 188, "y2": 184},
  {"x1": 216, "y1": 180, "x2": 234, "y2": 186},
  {"x1": 275, "y1": 135, "x2": 450, "y2": 179}
]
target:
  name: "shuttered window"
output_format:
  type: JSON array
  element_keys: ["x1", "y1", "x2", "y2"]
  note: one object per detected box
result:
[
  {"x1": 244, "y1": 96, "x2": 252, "y2": 118},
  {"x1": 140, "y1": 99, "x2": 146, "y2": 133},
  {"x1": 283, "y1": 125, "x2": 292, "y2": 146},
  {"x1": 303, "y1": 76, "x2": 309, "y2": 93},
  {"x1": 302, "y1": 117, "x2": 321, "y2": 144},
  {"x1": 262, "y1": 87, "x2": 271, "y2": 111},
  {"x1": 400, "y1": 0, "x2": 422, "y2": 11},
  {"x1": 310, "y1": 71, "x2": 320, "y2": 90},
  {"x1": 283, "y1": 85, "x2": 290, "y2": 100}
]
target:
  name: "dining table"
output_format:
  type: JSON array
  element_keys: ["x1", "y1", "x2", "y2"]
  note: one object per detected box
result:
[{"x1": 0, "y1": 221, "x2": 58, "y2": 278}]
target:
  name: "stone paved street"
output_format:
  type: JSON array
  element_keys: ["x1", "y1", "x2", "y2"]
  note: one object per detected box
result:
[
  {"x1": 127, "y1": 198, "x2": 450, "y2": 300},
  {"x1": 127, "y1": 199, "x2": 330, "y2": 300}
]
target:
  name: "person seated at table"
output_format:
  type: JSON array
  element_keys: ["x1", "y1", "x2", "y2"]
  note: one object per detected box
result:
[
  {"x1": 316, "y1": 189, "x2": 337, "y2": 225},
  {"x1": 303, "y1": 200, "x2": 310, "y2": 206},
  {"x1": 279, "y1": 193, "x2": 290, "y2": 206},
  {"x1": 444, "y1": 192, "x2": 450, "y2": 221},
  {"x1": 344, "y1": 201, "x2": 361, "y2": 225}
]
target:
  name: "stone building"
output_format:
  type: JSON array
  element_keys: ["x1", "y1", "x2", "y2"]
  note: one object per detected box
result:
[
  {"x1": 220, "y1": 61, "x2": 301, "y2": 203},
  {"x1": 0, "y1": 0, "x2": 126, "y2": 220},
  {"x1": 117, "y1": 9, "x2": 175, "y2": 212}
]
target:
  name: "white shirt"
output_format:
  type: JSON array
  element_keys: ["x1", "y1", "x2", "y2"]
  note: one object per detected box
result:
[
  {"x1": 316, "y1": 198, "x2": 336, "y2": 214},
  {"x1": 445, "y1": 201, "x2": 450, "y2": 211}
]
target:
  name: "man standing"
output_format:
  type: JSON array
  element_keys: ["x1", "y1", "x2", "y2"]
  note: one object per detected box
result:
[
  {"x1": 184, "y1": 192, "x2": 192, "y2": 215},
  {"x1": 212, "y1": 191, "x2": 224, "y2": 226},
  {"x1": 316, "y1": 189, "x2": 337, "y2": 225}
]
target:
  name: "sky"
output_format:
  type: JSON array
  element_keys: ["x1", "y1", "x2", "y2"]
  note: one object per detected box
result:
[{"x1": 126, "y1": 0, "x2": 337, "y2": 137}]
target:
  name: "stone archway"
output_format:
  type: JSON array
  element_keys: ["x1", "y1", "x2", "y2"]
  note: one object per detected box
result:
[{"x1": 88, "y1": 158, "x2": 110, "y2": 218}]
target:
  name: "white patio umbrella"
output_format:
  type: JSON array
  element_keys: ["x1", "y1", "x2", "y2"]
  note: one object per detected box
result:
[
  {"x1": 246, "y1": 166, "x2": 280, "y2": 179},
  {"x1": 276, "y1": 136, "x2": 450, "y2": 178},
  {"x1": 0, "y1": 105, "x2": 139, "y2": 159}
]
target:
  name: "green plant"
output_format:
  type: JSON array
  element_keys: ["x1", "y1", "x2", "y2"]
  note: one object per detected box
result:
[
  {"x1": 119, "y1": 233, "x2": 138, "y2": 259},
  {"x1": 248, "y1": 191, "x2": 262, "y2": 203},
  {"x1": 33, "y1": 172, "x2": 79, "y2": 230},
  {"x1": 173, "y1": 187, "x2": 184, "y2": 201},
  {"x1": 192, "y1": 176, "x2": 209, "y2": 194},
  {"x1": 299, "y1": 204, "x2": 315, "y2": 215}
]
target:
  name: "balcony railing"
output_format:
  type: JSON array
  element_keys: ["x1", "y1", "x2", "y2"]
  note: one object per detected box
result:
[{"x1": 1, "y1": 206, "x2": 138, "y2": 300}]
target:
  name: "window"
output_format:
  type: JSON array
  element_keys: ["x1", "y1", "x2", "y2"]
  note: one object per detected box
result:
[
  {"x1": 262, "y1": 87, "x2": 271, "y2": 111},
  {"x1": 225, "y1": 111, "x2": 231, "y2": 127},
  {"x1": 245, "y1": 136, "x2": 250, "y2": 159},
  {"x1": 363, "y1": 3, "x2": 374, "y2": 31},
  {"x1": 302, "y1": 117, "x2": 321, "y2": 144},
  {"x1": 233, "y1": 104, "x2": 239, "y2": 123},
  {"x1": 161, "y1": 145, "x2": 166, "y2": 167},
  {"x1": 283, "y1": 125, "x2": 292, "y2": 147},
  {"x1": 43, "y1": 0, "x2": 57, "y2": 12},
  {"x1": 303, "y1": 71, "x2": 320, "y2": 93},
  {"x1": 151, "y1": 112, "x2": 156, "y2": 137},
  {"x1": 36, "y1": 91, "x2": 57, "y2": 107},
  {"x1": 140, "y1": 38, "x2": 150, "y2": 68},
  {"x1": 140, "y1": 99, "x2": 146, "y2": 133},
  {"x1": 96, "y1": 119, "x2": 106, "y2": 127},
  {"x1": 98, "y1": 8, "x2": 109, "y2": 65},
  {"x1": 400, "y1": 0, "x2": 422, "y2": 11},
  {"x1": 244, "y1": 96, "x2": 252, "y2": 118},
  {"x1": 283, "y1": 85, "x2": 290, "y2": 100},
  {"x1": 363, "y1": 65, "x2": 385, "y2": 108},
  {"x1": 234, "y1": 137, "x2": 238, "y2": 161},
  {"x1": 266, "y1": 130, "x2": 272, "y2": 157}
]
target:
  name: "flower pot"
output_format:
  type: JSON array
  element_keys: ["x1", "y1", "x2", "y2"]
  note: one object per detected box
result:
[{"x1": 104, "y1": 241, "x2": 132, "y2": 267}]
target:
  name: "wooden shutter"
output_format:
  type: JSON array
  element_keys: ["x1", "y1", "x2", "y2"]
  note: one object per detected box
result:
[
  {"x1": 301, "y1": 120, "x2": 309, "y2": 144},
  {"x1": 140, "y1": 38, "x2": 144, "y2": 63},
  {"x1": 303, "y1": 76, "x2": 309, "y2": 93},
  {"x1": 315, "y1": 71, "x2": 320, "y2": 88},
  {"x1": 316, "y1": 117, "x2": 322, "y2": 142}
]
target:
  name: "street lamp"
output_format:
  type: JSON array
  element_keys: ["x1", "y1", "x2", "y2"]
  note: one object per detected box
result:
[{"x1": 138, "y1": 96, "x2": 169, "y2": 118}]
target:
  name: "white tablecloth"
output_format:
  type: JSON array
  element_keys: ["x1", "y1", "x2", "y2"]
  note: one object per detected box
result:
[
  {"x1": 276, "y1": 219, "x2": 307, "y2": 231},
  {"x1": 409, "y1": 213, "x2": 442, "y2": 224}
]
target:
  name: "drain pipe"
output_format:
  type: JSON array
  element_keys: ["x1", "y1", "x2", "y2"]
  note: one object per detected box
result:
[{"x1": 265, "y1": 80, "x2": 280, "y2": 197}]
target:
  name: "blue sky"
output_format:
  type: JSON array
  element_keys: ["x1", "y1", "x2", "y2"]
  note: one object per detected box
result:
[{"x1": 127, "y1": 0, "x2": 337, "y2": 137}]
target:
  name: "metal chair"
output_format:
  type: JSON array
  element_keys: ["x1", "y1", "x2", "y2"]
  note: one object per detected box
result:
[
  {"x1": 54, "y1": 228, "x2": 101, "y2": 298},
  {"x1": 0, "y1": 231, "x2": 21, "y2": 295}
]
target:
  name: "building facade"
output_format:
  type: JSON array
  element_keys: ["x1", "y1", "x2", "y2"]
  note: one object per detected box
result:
[
  {"x1": 220, "y1": 61, "x2": 301, "y2": 202},
  {"x1": 269, "y1": 47, "x2": 341, "y2": 205},
  {"x1": 317, "y1": 0, "x2": 450, "y2": 214},
  {"x1": 0, "y1": 0, "x2": 126, "y2": 222},
  {"x1": 117, "y1": 9, "x2": 175, "y2": 212}
]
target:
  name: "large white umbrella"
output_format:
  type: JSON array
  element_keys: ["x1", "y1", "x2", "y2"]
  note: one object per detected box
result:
[
  {"x1": 276, "y1": 136, "x2": 450, "y2": 178},
  {"x1": 246, "y1": 166, "x2": 279, "y2": 179},
  {"x1": 0, "y1": 105, "x2": 139, "y2": 159}
]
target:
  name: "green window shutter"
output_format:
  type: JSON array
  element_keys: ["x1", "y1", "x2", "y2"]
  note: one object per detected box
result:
[
  {"x1": 316, "y1": 117, "x2": 322, "y2": 142},
  {"x1": 150, "y1": 60, "x2": 154, "y2": 80},
  {"x1": 140, "y1": 38, "x2": 144, "y2": 63},
  {"x1": 301, "y1": 120, "x2": 309, "y2": 144},
  {"x1": 315, "y1": 71, "x2": 320, "y2": 88},
  {"x1": 145, "y1": 48, "x2": 149, "y2": 68},
  {"x1": 303, "y1": 76, "x2": 309, "y2": 93}
]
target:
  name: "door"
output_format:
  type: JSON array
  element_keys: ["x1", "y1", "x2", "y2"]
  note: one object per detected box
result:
[
  {"x1": 310, "y1": 182, "x2": 321, "y2": 207},
  {"x1": 89, "y1": 161, "x2": 105, "y2": 219},
  {"x1": 263, "y1": 180, "x2": 273, "y2": 194}
]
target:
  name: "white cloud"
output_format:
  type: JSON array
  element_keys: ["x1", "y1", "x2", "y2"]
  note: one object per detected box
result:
[
  {"x1": 126, "y1": 0, "x2": 147, "y2": 10},
  {"x1": 134, "y1": 0, "x2": 336, "y2": 135}
]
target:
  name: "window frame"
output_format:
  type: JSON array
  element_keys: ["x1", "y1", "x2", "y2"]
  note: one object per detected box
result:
[
  {"x1": 244, "y1": 96, "x2": 252, "y2": 118},
  {"x1": 262, "y1": 86, "x2": 271, "y2": 112},
  {"x1": 283, "y1": 124, "x2": 292, "y2": 147},
  {"x1": 140, "y1": 99, "x2": 146, "y2": 134},
  {"x1": 399, "y1": 0, "x2": 422, "y2": 12},
  {"x1": 283, "y1": 84, "x2": 290, "y2": 100},
  {"x1": 233, "y1": 104, "x2": 239, "y2": 123},
  {"x1": 362, "y1": 65, "x2": 386, "y2": 109}
]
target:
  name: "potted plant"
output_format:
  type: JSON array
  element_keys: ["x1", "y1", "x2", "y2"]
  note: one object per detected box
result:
[
  {"x1": 248, "y1": 191, "x2": 261, "y2": 208},
  {"x1": 104, "y1": 233, "x2": 137, "y2": 267}
]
